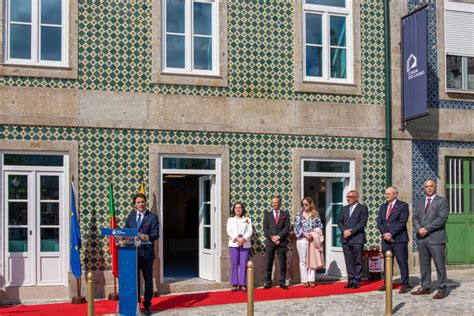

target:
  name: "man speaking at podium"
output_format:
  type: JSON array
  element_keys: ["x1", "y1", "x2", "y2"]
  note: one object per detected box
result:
[{"x1": 125, "y1": 193, "x2": 160, "y2": 314}]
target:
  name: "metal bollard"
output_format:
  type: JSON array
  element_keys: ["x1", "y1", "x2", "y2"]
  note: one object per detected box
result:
[
  {"x1": 385, "y1": 250, "x2": 393, "y2": 316},
  {"x1": 247, "y1": 260, "x2": 254, "y2": 316},
  {"x1": 87, "y1": 272, "x2": 94, "y2": 316}
]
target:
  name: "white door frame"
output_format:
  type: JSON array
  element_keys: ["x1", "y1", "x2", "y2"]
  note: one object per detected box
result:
[
  {"x1": 300, "y1": 158, "x2": 355, "y2": 276},
  {"x1": 159, "y1": 155, "x2": 221, "y2": 281},
  {"x1": 1, "y1": 152, "x2": 68, "y2": 287}
]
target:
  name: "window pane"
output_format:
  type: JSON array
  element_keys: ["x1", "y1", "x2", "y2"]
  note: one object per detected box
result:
[
  {"x1": 332, "y1": 183, "x2": 344, "y2": 203},
  {"x1": 41, "y1": 228, "x2": 59, "y2": 252},
  {"x1": 305, "y1": 13, "x2": 322, "y2": 45},
  {"x1": 193, "y1": 37, "x2": 212, "y2": 70},
  {"x1": 446, "y1": 55, "x2": 463, "y2": 89},
  {"x1": 331, "y1": 47, "x2": 347, "y2": 79},
  {"x1": 9, "y1": 175, "x2": 28, "y2": 199},
  {"x1": 9, "y1": 228, "x2": 28, "y2": 252},
  {"x1": 330, "y1": 16, "x2": 346, "y2": 47},
  {"x1": 41, "y1": 203, "x2": 59, "y2": 225},
  {"x1": 204, "y1": 180, "x2": 211, "y2": 202},
  {"x1": 10, "y1": 24, "x2": 31, "y2": 59},
  {"x1": 203, "y1": 203, "x2": 210, "y2": 225},
  {"x1": 41, "y1": 0, "x2": 61, "y2": 25},
  {"x1": 332, "y1": 225, "x2": 342, "y2": 247},
  {"x1": 9, "y1": 202, "x2": 28, "y2": 225},
  {"x1": 163, "y1": 158, "x2": 216, "y2": 170},
  {"x1": 194, "y1": 2, "x2": 212, "y2": 36},
  {"x1": 306, "y1": 46, "x2": 322, "y2": 77},
  {"x1": 10, "y1": 0, "x2": 31, "y2": 22},
  {"x1": 470, "y1": 188, "x2": 474, "y2": 213},
  {"x1": 468, "y1": 57, "x2": 474, "y2": 90},
  {"x1": 306, "y1": 0, "x2": 346, "y2": 7},
  {"x1": 166, "y1": 0, "x2": 185, "y2": 33},
  {"x1": 304, "y1": 161, "x2": 350, "y2": 173},
  {"x1": 204, "y1": 227, "x2": 211, "y2": 249},
  {"x1": 166, "y1": 34, "x2": 185, "y2": 68},
  {"x1": 41, "y1": 26, "x2": 62, "y2": 61},
  {"x1": 40, "y1": 176, "x2": 59, "y2": 200},
  {"x1": 470, "y1": 160, "x2": 474, "y2": 185},
  {"x1": 4, "y1": 154, "x2": 64, "y2": 166}
]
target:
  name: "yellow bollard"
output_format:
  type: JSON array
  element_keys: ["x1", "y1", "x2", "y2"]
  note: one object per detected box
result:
[
  {"x1": 87, "y1": 272, "x2": 94, "y2": 316},
  {"x1": 385, "y1": 250, "x2": 393, "y2": 316},
  {"x1": 247, "y1": 260, "x2": 254, "y2": 316}
]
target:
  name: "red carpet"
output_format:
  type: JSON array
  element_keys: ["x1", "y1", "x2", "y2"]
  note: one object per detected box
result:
[{"x1": 0, "y1": 280, "x2": 398, "y2": 315}]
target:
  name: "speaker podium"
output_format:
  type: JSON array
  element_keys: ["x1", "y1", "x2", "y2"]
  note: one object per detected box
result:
[{"x1": 101, "y1": 228, "x2": 141, "y2": 316}]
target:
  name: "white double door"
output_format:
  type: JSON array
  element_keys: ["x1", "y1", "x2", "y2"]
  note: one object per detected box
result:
[
  {"x1": 198, "y1": 175, "x2": 216, "y2": 280},
  {"x1": 3, "y1": 170, "x2": 65, "y2": 286}
]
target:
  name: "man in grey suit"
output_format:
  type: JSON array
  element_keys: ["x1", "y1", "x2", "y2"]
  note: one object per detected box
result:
[
  {"x1": 411, "y1": 180, "x2": 449, "y2": 299},
  {"x1": 337, "y1": 190, "x2": 368, "y2": 289}
]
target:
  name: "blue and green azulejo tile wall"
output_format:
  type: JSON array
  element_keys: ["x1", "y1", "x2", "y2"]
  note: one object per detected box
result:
[
  {"x1": 1, "y1": 125, "x2": 386, "y2": 271},
  {"x1": 1, "y1": 0, "x2": 386, "y2": 105}
]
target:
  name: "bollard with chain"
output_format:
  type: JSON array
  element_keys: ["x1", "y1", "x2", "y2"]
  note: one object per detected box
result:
[
  {"x1": 87, "y1": 272, "x2": 94, "y2": 316},
  {"x1": 385, "y1": 250, "x2": 393, "y2": 316},
  {"x1": 247, "y1": 260, "x2": 254, "y2": 316}
]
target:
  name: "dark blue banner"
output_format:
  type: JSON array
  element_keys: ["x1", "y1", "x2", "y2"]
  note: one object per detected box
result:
[{"x1": 402, "y1": 6, "x2": 429, "y2": 121}]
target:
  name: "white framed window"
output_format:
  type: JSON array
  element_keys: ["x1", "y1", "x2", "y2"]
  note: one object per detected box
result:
[
  {"x1": 4, "y1": 0, "x2": 68, "y2": 67},
  {"x1": 303, "y1": 0, "x2": 353, "y2": 83},
  {"x1": 444, "y1": 1, "x2": 474, "y2": 92},
  {"x1": 162, "y1": 0, "x2": 218, "y2": 76}
]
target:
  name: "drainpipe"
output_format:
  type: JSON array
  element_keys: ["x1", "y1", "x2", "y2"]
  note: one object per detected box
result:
[{"x1": 384, "y1": 0, "x2": 392, "y2": 187}]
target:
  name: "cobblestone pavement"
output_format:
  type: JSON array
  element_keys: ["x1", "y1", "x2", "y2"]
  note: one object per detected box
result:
[{"x1": 153, "y1": 269, "x2": 474, "y2": 315}]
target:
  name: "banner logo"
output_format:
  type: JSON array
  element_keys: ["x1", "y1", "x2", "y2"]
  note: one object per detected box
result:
[{"x1": 406, "y1": 53, "x2": 425, "y2": 80}]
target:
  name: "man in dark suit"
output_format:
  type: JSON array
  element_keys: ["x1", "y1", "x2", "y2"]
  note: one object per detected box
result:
[
  {"x1": 263, "y1": 195, "x2": 290, "y2": 289},
  {"x1": 411, "y1": 180, "x2": 449, "y2": 300},
  {"x1": 337, "y1": 190, "x2": 368, "y2": 289},
  {"x1": 376, "y1": 186, "x2": 411, "y2": 293},
  {"x1": 125, "y1": 193, "x2": 160, "y2": 314}
]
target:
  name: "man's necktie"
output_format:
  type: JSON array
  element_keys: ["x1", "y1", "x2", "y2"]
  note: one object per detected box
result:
[
  {"x1": 425, "y1": 198, "x2": 431, "y2": 213},
  {"x1": 386, "y1": 203, "x2": 393, "y2": 220},
  {"x1": 349, "y1": 206, "x2": 354, "y2": 217},
  {"x1": 137, "y1": 213, "x2": 142, "y2": 228},
  {"x1": 275, "y1": 211, "x2": 279, "y2": 224}
]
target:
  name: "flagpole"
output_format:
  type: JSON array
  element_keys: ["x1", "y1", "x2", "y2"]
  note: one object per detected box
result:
[
  {"x1": 70, "y1": 176, "x2": 86, "y2": 304},
  {"x1": 108, "y1": 180, "x2": 119, "y2": 301},
  {"x1": 72, "y1": 277, "x2": 86, "y2": 304},
  {"x1": 108, "y1": 277, "x2": 119, "y2": 300}
]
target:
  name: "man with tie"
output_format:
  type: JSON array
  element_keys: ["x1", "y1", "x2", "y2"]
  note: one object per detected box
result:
[
  {"x1": 337, "y1": 190, "x2": 368, "y2": 289},
  {"x1": 376, "y1": 186, "x2": 411, "y2": 293},
  {"x1": 263, "y1": 195, "x2": 290, "y2": 289},
  {"x1": 411, "y1": 180, "x2": 449, "y2": 300},
  {"x1": 125, "y1": 193, "x2": 160, "y2": 314}
]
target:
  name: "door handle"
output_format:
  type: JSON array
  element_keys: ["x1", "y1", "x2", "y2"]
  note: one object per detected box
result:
[{"x1": 30, "y1": 230, "x2": 32, "y2": 235}]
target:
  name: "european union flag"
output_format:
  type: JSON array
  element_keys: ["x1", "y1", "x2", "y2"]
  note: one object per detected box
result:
[{"x1": 70, "y1": 183, "x2": 82, "y2": 279}]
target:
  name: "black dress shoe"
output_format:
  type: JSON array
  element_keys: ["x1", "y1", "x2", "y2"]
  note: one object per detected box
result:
[
  {"x1": 378, "y1": 285, "x2": 386, "y2": 291},
  {"x1": 263, "y1": 282, "x2": 272, "y2": 289},
  {"x1": 144, "y1": 307, "x2": 152, "y2": 314},
  {"x1": 344, "y1": 282, "x2": 353, "y2": 289},
  {"x1": 279, "y1": 283, "x2": 288, "y2": 290},
  {"x1": 352, "y1": 283, "x2": 360, "y2": 289}
]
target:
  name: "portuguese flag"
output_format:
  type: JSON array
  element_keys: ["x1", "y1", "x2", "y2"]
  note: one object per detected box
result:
[{"x1": 108, "y1": 183, "x2": 118, "y2": 278}]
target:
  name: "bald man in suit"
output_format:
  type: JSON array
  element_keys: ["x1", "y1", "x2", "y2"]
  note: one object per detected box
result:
[{"x1": 411, "y1": 180, "x2": 449, "y2": 300}]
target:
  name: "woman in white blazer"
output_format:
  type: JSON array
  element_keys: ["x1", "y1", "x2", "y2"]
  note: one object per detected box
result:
[{"x1": 226, "y1": 202, "x2": 253, "y2": 292}]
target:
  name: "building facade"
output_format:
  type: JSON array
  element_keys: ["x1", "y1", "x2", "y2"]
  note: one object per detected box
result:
[
  {"x1": 0, "y1": 0, "x2": 471, "y2": 302},
  {"x1": 389, "y1": 0, "x2": 474, "y2": 268}
]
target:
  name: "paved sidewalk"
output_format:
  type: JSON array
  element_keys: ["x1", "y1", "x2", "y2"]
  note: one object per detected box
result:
[{"x1": 154, "y1": 269, "x2": 474, "y2": 315}]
